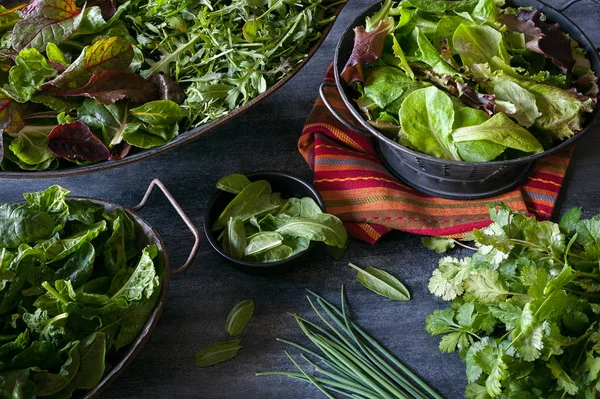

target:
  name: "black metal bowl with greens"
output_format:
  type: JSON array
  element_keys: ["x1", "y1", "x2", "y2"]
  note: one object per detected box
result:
[
  {"x1": 0, "y1": 186, "x2": 166, "y2": 399},
  {"x1": 340, "y1": 0, "x2": 598, "y2": 163},
  {"x1": 0, "y1": 0, "x2": 344, "y2": 177},
  {"x1": 205, "y1": 172, "x2": 347, "y2": 274},
  {"x1": 322, "y1": 0, "x2": 600, "y2": 199}
]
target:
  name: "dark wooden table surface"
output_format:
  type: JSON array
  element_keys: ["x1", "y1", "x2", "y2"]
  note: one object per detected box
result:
[{"x1": 1, "y1": 0, "x2": 599, "y2": 398}]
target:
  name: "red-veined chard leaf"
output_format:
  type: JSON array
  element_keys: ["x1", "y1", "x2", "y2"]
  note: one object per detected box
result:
[
  {"x1": 341, "y1": 18, "x2": 394, "y2": 84},
  {"x1": 45, "y1": 36, "x2": 134, "y2": 90},
  {"x1": 47, "y1": 121, "x2": 110, "y2": 161},
  {"x1": 12, "y1": 0, "x2": 85, "y2": 52},
  {"x1": 0, "y1": 4, "x2": 25, "y2": 32},
  {"x1": 499, "y1": 9, "x2": 575, "y2": 74},
  {"x1": 54, "y1": 70, "x2": 158, "y2": 105},
  {"x1": 0, "y1": 95, "x2": 25, "y2": 133}
]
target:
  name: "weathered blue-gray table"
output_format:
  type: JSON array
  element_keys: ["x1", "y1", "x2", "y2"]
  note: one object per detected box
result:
[{"x1": 1, "y1": 0, "x2": 599, "y2": 397}]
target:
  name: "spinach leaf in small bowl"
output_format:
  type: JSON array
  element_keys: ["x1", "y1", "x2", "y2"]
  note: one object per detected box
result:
[{"x1": 204, "y1": 172, "x2": 348, "y2": 274}]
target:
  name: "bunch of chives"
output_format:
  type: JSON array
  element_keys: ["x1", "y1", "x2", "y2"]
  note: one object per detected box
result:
[{"x1": 257, "y1": 289, "x2": 444, "y2": 399}]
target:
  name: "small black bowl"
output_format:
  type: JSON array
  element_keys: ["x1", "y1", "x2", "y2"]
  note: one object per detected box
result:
[{"x1": 204, "y1": 171, "x2": 325, "y2": 274}]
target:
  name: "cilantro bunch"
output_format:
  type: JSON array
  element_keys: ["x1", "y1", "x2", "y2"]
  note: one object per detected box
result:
[{"x1": 425, "y1": 205, "x2": 600, "y2": 398}]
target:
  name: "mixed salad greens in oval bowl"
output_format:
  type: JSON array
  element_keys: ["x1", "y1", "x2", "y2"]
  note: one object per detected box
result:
[
  {"x1": 0, "y1": 0, "x2": 342, "y2": 175},
  {"x1": 341, "y1": 0, "x2": 599, "y2": 163}
]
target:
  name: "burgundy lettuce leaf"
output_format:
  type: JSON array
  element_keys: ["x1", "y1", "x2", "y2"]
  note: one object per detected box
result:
[
  {"x1": 108, "y1": 141, "x2": 131, "y2": 160},
  {"x1": 0, "y1": 97, "x2": 26, "y2": 133},
  {"x1": 440, "y1": 39, "x2": 461, "y2": 70},
  {"x1": 575, "y1": 73, "x2": 599, "y2": 98},
  {"x1": 499, "y1": 9, "x2": 574, "y2": 74},
  {"x1": 53, "y1": 70, "x2": 159, "y2": 105},
  {"x1": 91, "y1": 0, "x2": 117, "y2": 19},
  {"x1": 341, "y1": 19, "x2": 394, "y2": 84},
  {"x1": 149, "y1": 73, "x2": 185, "y2": 104},
  {"x1": 47, "y1": 120, "x2": 110, "y2": 161}
]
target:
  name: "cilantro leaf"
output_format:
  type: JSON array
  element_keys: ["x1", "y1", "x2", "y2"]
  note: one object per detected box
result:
[
  {"x1": 422, "y1": 236, "x2": 456, "y2": 253},
  {"x1": 465, "y1": 269, "x2": 509, "y2": 303}
]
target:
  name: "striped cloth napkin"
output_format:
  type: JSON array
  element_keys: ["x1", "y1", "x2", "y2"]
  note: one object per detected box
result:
[{"x1": 298, "y1": 66, "x2": 574, "y2": 244}]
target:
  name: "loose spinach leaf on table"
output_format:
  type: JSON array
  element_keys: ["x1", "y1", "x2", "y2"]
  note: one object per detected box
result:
[
  {"x1": 225, "y1": 299, "x2": 254, "y2": 337},
  {"x1": 194, "y1": 340, "x2": 243, "y2": 368},
  {"x1": 214, "y1": 174, "x2": 348, "y2": 263}
]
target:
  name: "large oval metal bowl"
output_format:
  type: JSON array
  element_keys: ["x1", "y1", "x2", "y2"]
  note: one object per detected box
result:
[
  {"x1": 13, "y1": 180, "x2": 201, "y2": 399},
  {"x1": 0, "y1": 2, "x2": 346, "y2": 179},
  {"x1": 328, "y1": 0, "x2": 600, "y2": 199}
]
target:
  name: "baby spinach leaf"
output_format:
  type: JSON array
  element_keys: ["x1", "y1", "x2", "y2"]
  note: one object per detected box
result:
[
  {"x1": 348, "y1": 263, "x2": 411, "y2": 301},
  {"x1": 258, "y1": 214, "x2": 290, "y2": 231},
  {"x1": 194, "y1": 340, "x2": 242, "y2": 367},
  {"x1": 66, "y1": 199, "x2": 104, "y2": 225},
  {"x1": 225, "y1": 299, "x2": 254, "y2": 337},
  {"x1": 12, "y1": 0, "x2": 85, "y2": 51},
  {"x1": 54, "y1": 243, "x2": 95, "y2": 288},
  {"x1": 37, "y1": 220, "x2": 106, "y2": 262},
  {"x1": 217, "y1": 174, "x2": 252, "y2": 194},
  {"x1": 1, "y1": 48, "x2": 57, "y2": 103},
  {"x1": 31, "y1": 342, "x2": 80, "y2": 396},
  {"x1": 24, "y1": 185, "x2": 70, "y2": 229},
  {"x1": 0, "y1": 203, "x2": 54, "y2": 248},
  {"x1": 0, "y1": 369, "x2": 36, "y2": 399},
  {"x1": 46, "y1": 36, "x2": 134, "y2": 90},
  {"x1": 399, "y1": 86, "x2": 460, "y2": 160},
  {"x1": 49, "y1": 332, "x2": 106, "y2": 399},
  {"x1": 281, "y1": 197, "x2": 322, "y2": 218},
  {"x1": 47, "y1": 121, "x2": 111, "y2": 162},
  {"x1": 275, "y1": 214, "x2": 347, "y2": 248},
  {"x1": 77, "y1": 99, "x2": 133, "y2": 146},
  {"x1": 120, "y1": 122, "x2": 178, "y2": 149},
  {"x1": 283, "y1": 236, "x2": 311, "y2": 255},
  {"x1": 244, "y1": 232, "x2": 284, "y2": 256},
  {"x1": 110, "y1": 245, "x2": 159, "y2": 302},
  {"x1": 55, "y1": 70, "x2": 158, "y2": 105},
  {"x1": 225, "y1": 217, "x2": 246, "y2": 260},
  {"x1": 213, "y1": 180, "x2": 273, "y2": 230},
  {"x1": 243, "y1": 245, "x2": 293, "y2": 263},
  {"x1": 453, "y1": 113, "x2": 543, "y2": 154}
]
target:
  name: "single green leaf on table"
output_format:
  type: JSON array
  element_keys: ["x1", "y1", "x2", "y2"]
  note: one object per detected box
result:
[
  {"x1": 225, "y1": 299, "x2": 255, "y2": 337},
  {"x1": 217, "y1": 174, "x2": 252, "y2": 194},
  {"x1": 348, "y1": 263, "x2": 410, "y2": 301},
  {"x1": 194, "y1": 340, "x2": 243, "y2": 367}
]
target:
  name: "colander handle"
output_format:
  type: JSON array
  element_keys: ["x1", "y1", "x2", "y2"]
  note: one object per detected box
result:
[
  {"x1": 319, "y1": 82, "x2": 370, "y2": 133},
  {"x1": 555, "y1": 0, "x2": 600, "y2": 12},
  {"x1": 133, "y1": 179, "x2": 200, "y2": 277}
]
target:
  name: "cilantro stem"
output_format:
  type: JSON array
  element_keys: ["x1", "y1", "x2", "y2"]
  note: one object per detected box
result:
[{"x1": 453, "y1": 240, "x2": 477, "y2": 251}]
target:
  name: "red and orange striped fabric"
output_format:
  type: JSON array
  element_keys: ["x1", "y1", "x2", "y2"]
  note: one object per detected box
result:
[{"x1": 298, "y1": 66, "x2": 574, "y2": 244}]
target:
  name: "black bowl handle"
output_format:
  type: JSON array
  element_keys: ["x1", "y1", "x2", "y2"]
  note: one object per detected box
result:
[
  {"x1": 319, "y1": 82, "x2": 371, "y2": 134},
  {"x1": 556, "y1": 0, "x2": 600, "y2": 12},
  {"x1": 133, "y1": 179, "x2": 201, "y2": 277}
]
